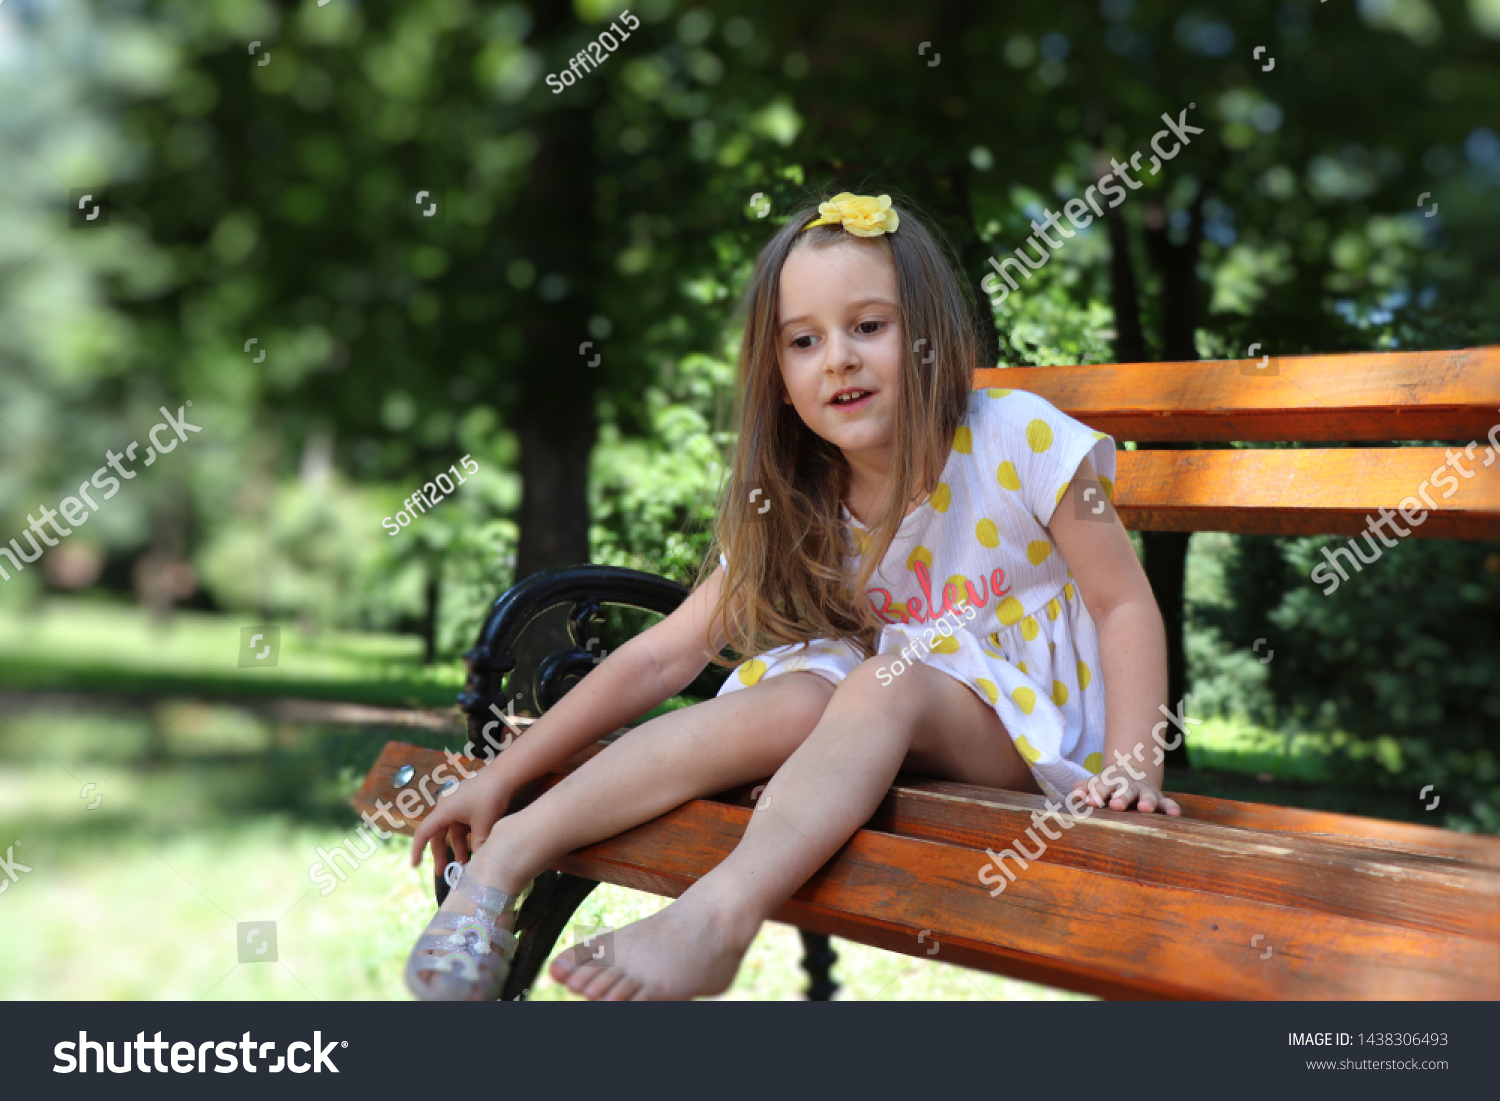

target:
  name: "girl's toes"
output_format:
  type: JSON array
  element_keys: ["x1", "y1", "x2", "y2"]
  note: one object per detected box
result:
[
  {"x1": 581, "y1": 965, "x2": 627, "y2": 1001},
  {"x1": 603, "y1": 974, "x2": 644, "y2": 1001},
  {"x1": 549, "y1": 954, "x2": 577, "y2": 984},
  {"x1": 566, "y1": 963, "x2": 605, "y2": 995}
]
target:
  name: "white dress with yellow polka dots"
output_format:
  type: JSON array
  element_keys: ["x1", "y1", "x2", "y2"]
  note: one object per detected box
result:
[{"x1": 715, "y1": 387, "x2": 1118, "y2": 802}]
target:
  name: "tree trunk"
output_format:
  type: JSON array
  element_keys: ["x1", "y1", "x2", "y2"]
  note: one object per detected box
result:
[
  {"x1": 513, "y1": 8, "x2": 597, "y2": 581},
  {"x1": 928, "y1": 0, "x2": 997, "y2": 369},
  {"x1": 506, "y1": 3, "x2": 600, "y2": 713},
  {"x1": 1138, "y1": 195, "x2": 1206, "y2": 770},
  {"x1": 420, "y1": 554, "x2": 440, "y2": 666},
  {"x1": 1098, "y1": 168, "x2": 1196, "y2": 770},
  {"x1": 514, "y1": 406, "x2": 597, "y2": 579},
  {"x1": 1104, "y1": 204, "x2": 1146, "y2": 364}
]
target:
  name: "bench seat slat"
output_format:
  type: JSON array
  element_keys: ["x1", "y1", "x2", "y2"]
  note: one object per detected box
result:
[
  {"x1": 353, "y1": 743, "x2": 1500, "y2": 999},
  {"x1": 714, "y1": 781, "x2": 1500, "y2": 945},
  {"x1": 879, "y1": 778, "x2": 1500, "y2": 868},
  {"x1": 553, "y1": 797, "x2": 1500, "y2": 1000},
  {"x1": 974, "y1": 346, "x2": 1500, "y2": 443},
  {"x1": 1111, "y1": 447, "x2": 1500, "y2": 540}
]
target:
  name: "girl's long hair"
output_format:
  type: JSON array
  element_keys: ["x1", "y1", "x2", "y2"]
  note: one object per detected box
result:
[{"x1": 701, "y1": 191, "x2": 982, "y2": 668}]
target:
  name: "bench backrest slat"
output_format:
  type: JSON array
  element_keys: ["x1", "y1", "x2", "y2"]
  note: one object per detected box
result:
[
  {"x1": 975, "y1": 347, "x2": 1499, "y2": 443},
  {"x1": 1114, "y1": 447, "x2": 1500, "y2": 541},
  {"x1": 972, "y1": 346, "x2": 1500, "y2": 540}
]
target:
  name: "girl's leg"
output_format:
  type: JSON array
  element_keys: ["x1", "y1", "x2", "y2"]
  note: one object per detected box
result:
[
  {"x1": 440, "y1": 670, "x2": 838, "y2": 911},
  {"x1": 550, "y1": 658, "x2": 1033, "y2": 1000}
]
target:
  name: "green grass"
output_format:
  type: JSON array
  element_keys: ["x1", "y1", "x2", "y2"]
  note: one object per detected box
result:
[
  {"x1": 1187, "y1": 717, "x2": 1339, "y2": 783},
  {"x1": 1, "y1": 600, "x2": 1472, "y2": 1000},
  {"x1": 0, "y1": 599, "x2": 463, "y2": 708},
  {"x1": 0, "y1": 695, "x2": 1087, "y2": 1001}
]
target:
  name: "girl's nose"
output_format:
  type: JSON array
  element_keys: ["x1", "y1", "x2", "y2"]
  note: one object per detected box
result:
[{"x1": 822, "y1": 332, "x2": 859, "y2": 373}]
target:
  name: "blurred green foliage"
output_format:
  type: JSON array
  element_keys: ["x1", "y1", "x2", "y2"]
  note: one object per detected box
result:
[
  {"x1": 1188, "y1": 533, "x2": 1500, "y2": 831},
  {"x1": 0, "y1": 0, "x2": 1497, "y2": 824}
]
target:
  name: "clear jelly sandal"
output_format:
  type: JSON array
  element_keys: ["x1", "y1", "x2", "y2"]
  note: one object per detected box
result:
[{"x1": 404, "y1": 861, "x2": 521, "y2": 1001}]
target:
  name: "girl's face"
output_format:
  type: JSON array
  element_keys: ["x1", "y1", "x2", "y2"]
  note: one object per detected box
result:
[{"x1": 775, "y1": 238, "x2": 903, "y2": 457}]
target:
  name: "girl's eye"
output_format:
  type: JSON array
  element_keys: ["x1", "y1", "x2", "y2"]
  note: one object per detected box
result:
[{"x1": 789, "y1": 319, "x2": 884, "y2": 349}]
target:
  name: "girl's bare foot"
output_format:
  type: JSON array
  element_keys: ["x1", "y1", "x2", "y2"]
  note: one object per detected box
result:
[{"x1": 548, "y1": 883, "x2": 760, "y2": 1001}]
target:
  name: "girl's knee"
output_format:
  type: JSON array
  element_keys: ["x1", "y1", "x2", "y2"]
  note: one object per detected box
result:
[
  {"x1": 833, "y1": 656, "x2": 928, "y2": 715},
  {"x1": 841, "y1": 656, "x2": 956, "y2": 710},
  {"x1": 734, "y1": 669, "x2": 836, "y2": 726}
]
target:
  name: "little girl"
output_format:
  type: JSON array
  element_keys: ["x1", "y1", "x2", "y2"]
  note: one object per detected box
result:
[{"x1": 403, "y1": 191, "x2": 1179, "y2": 1002}]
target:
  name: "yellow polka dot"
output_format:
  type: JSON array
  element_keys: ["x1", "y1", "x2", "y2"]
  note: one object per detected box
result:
[
  {"x1": 906, "y1": 546, "x2": 932, "y2": 572},
  {"x1": 1026, "y1": 541, "x2": 1052, "y2": 565},
  {"x1": 1084, "y1": 751, "x2": 1104, "y2": 773},
  {"x1": 953, "y1": 425, "x2": 973, "y2": 454},
  {"x1": 1021, "y1": 616, "x2": 1039, "y2": 641},
  {"x1": 854, "y1": 530, "x2": 871, "y2": 555},
  {"x1": 1099, "y1": 474, "x2": 1114, "y2": 500},
  {"x1": 985, "y1": 388, "x2": 1013, "y2": 398},
  {"x1": 1056, "y1": 483, "x2": 1069, "y2": 506},
  {"x1": 737, "y1": 659, "x2": 768, "y2": 686},
  {"x1": 1091, "y1": 431, "x2": 1107, "y2": 440},
  {"x1": 1049, "y1": 641, "x2": 1055, "y2": 652},
  {"x1": 996, "y1": 461, "x2": 1021, "y2": 491},
  {"x1": 889, "y1": 601, "x2": 908, "y2": 621},
  {"x1": 996, "y1": 596, "x2": 1024, "y2": 626},
  {"x1": 1014, "y1": 734, "x2": 1041, "y2": 763},
  {"x1": 1077, "y1": 660, "x2": 1092, "y2": 689},
  {"x1": 1064, "y1": 582, "x2": 1075, "y2": 601},
  {"x1": 1040, "y1": 598, "x2": 1056, "y2": 621},
  {"x1": 929, "y1": 635, "x2": 959, "y2": 654},
  {"x1": 1017, "y1": 661, "x2": 1029, "y2": 674},
  {"x1": 1026, "y1": 419, "x2": 1054, "y2": 452},
  {"x1": 975, "y1": 518, "x2": 999, "y2": 548},
  {"x1": 1012, "y1": 688, "x2": 1037, "y2": 717},
  {"x1": 929, "y1": 482, "x2": 951, "y2": 513},
  {"x1": 1052, "y1": 680, "x2": 1069, "y2": 706},
  {"x1": 974, "y1": 678, "x2": 1000, "y2": 704}
]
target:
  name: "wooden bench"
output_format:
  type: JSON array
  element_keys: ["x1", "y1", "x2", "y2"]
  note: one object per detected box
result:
[{"x1": 356, "y1": 345, "x2": 1500, "y2": 1000}]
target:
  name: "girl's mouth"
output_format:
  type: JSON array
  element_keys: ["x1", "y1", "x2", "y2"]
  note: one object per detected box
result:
[{"x1": 829, "y1": 389, "x2": 874, "y2": 411}]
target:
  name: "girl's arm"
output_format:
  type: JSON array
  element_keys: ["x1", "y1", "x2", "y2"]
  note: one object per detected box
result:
[
  {"x1": 412, "y1": 565, "x2": 738, "y2": 869},
  {"x1": 1048, "y1": 457, "x2": 1181, "y2": 816},
  {"x1": 473, "y1": 563, "x2": 736, "y2": 797}
]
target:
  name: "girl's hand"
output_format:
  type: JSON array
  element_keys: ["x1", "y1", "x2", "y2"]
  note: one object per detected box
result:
[
  {"x1": 408, "y1": 769, "x2": 514, "y2": 872},
  {"x1": 1070, "y1": 773, "x2": 1182, "y2": 816}
]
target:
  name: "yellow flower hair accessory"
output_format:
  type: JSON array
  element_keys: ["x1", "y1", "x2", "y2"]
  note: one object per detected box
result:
[{"x1": 798, "y1": 192, "x2": 900, "y2": 237}]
